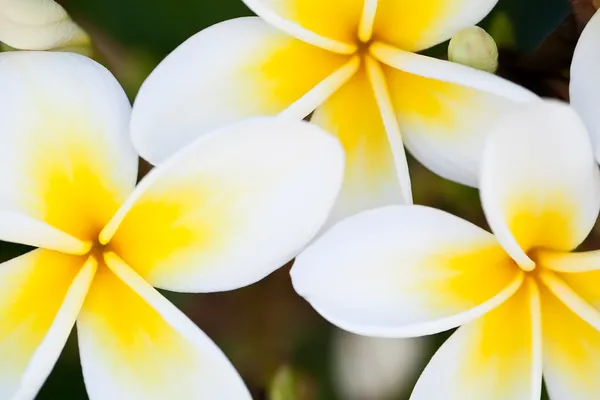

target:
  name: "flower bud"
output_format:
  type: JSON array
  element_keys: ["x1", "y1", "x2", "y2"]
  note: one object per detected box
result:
[
  {"x1": 448, "y1": 26, "x2": 499, "y2": 73},
  {"x1": 0, "y1": 0, "x2": 91, "y2": 51}
]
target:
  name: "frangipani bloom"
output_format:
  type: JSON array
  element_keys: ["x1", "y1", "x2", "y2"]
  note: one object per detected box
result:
[
  {"x1": 130, "y1": 0, "x2": 537, "y2": 224},
  {"x1": 0, "y1": 0, "x2": 90, "y2": 51},
  {"x1": 571, "y1": 9, "x2": 600, "y2": 163},
  {"x1": 292, "y1": 100, "x2": 600, "y2": 399},
  {"x1": 0, "y1": 51, "x2": 344, "y2": 399}
]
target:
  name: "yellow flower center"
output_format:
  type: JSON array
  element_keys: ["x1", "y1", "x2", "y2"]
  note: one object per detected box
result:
[{"x1": 355, "y1": 38, "x2": 375, "y2": 57}]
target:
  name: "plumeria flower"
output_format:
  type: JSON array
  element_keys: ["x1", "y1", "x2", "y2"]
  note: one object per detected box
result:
[
  {"x1": 292, "y1": 100, "x2": 600, "y2": 399},
  {"x1": 0, "y1": 51, "x2": 344, "y2": 399},
  {"x1": 0, "y1": 0, "x2": 90, "y2": 51},
  {"x1": 129, "y1": 0, "x2": 537, "y2": 224},
  {"x1": 571, "y1": 9, "x2": 600, "y2": 163}
]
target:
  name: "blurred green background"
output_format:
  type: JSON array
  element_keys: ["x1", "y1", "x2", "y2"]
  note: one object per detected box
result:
[{"x1": 0, "y1": 0, "x2": 589, "y2": 398}]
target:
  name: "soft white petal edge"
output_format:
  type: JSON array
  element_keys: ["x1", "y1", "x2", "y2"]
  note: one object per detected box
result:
[
  {"x1": 130, "y1": 17, "x2": 350, "y2": 165},
  {"x1": 409, "y1": 279, "x2": 542, "y2": 400},
  {"x1": 102, "y1": 117, "x2": 345, "y2": 292},
  {"x1": 538, "y1": 270, "x2": 600, "y2": 332},
  {"x1": 364, "y1": 56, "x2": 413, "y2": 204},
  {"x1": 105, "y1": 117, "x2": 344, "y2": 244},
  {"x1": 358, "y1": 0, "x2": 378, "y2": 43},
  {"x1": 0, "y1": 209, "x2": 90, "y2": 254},
  {"x1": 370, "y1": 43, "x2": 537, "y2": 102},
  {"x1": 369, "y1": 43, "x2": 538, "y2": 187},
  {"x1": 12, "y1": 257, "x2": 97, "y2": 400},
  {"x1": 292, "y1": 205, "x2": 524, "y2": 338},
  {"x1": 86, "y1": 252, "x2": 252, "y2": 398},
  {"x1": 0, "y1": 50, "x2": 138, "y2": 237},
  {"x1": 309, "y1": 276, "x2": 522, "y2": 338},
  {"x1": 239, "y1": 0, "x2": 356, "y2": 54},
  {"x1": 571, "y1": 10, "x2": 600, "y2": 163},
  {"x1": 536, "y1": 249, "x2": 600, "y2": 273},
  {"x1": 279, "y1": 55, "x2": 360, "y2": 120},
  {"x1": 480, "y1": 99, "x2": 600, "y2": 266}
]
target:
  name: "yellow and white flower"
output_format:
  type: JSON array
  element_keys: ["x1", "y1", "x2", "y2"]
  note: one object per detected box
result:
[
  {"x1": 0, "y1": 51, "x2": 344, "y2": 399},
  {"x1": 571, "y1": 9, "x2": 600, "y2": 163},
  {"x1": 0, "y1": 0, "x2": 89, "y2": 51},
  {"x1": 292, "y1": 100, "x2": 600, "y2": 399},
  {"x1": 130, "y1": 0, "x2": 537, "y2": 224}
]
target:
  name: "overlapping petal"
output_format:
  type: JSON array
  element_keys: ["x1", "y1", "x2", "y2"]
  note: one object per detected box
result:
[
  {"x1": 410, "y1": 279, "x2": 541, "y2": 400},
  {"x1": 480, "y1": 100, "x2": 600, "y2": 268},
  {"x1": 131, "y1": 17, "x2": 352, "y2": 164},
  {"x1": 0, "y1": 250, "x2": 95, "y2": 398},
  {"x1": 571, "y1": 10, "x2": 600, "y2": 163},
  {"x1": 77, "y1": 253, "x2": 250, "y2": 399},
  {"x1": 557, "y1": 269, "x2": 600, "y2": 311},
  {"x1": 0, "y1": 0, "x2": 90, "y2": 51},
  {"x1": 541, "y1": 284, "x2": 600, "y2": 400},
  {"x1": 103, "y1": 118, "x2": 344, "y2": 292},
  {"x1": 536, "y1": 249, "x2": 600, "y2": 274},
  {"x1": 371, "y1": 44, "x2": 537, "y2": 186},
  {"x1": 373, "y1": 0, "x2": 499, "y2": 52},
  {"x1": 291, "y1": 206, "x2": 523, "y2": 338},
  {"x1": 311, "y1": 65, "x2": 408, "y2": 224},
  {"x1": 0, "y1": 51, "x2": 137, "y2": 248},
  {"x1": 240, "y1": 0, "x2": 362, "y2": 53}
]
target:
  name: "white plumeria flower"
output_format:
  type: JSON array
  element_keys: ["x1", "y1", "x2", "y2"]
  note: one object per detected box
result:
[
  {"x1": 0, "y1": 0, "x2": 89, "y2": 50},
  {"x1": 0, "y1": 51, "x2": 344, "y2": 399},
  {"x1": 292, "y1": 100, "x2": 600, "y2": 399},
  {"x1": 129, "y1": 0, "x2": 538, "y2": 225},
  {"x1": 571, "y1": 9, "x2": 600, "y2": 163}
]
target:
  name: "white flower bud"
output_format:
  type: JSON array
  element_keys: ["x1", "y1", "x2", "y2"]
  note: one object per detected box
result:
[
  {"x1": 448, "y1": 26, "x2": 499, "y2": 73},
  {"x1": 0, "y1": 0, "x2": 90, "y2": 51}
]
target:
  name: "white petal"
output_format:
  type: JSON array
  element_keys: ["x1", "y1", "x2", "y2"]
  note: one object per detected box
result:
[
  {"x1": 364, "y1": 56, "x2": 412, "y2": 205},
  {"x1": 0, "y1": 0, "x2": 90, "y2": 51},
  {"x1": 0, "y1": 51, "x2": 137, "y2": 246},
  {"x1": 410, "y1": 279, "x2": 542, "y2": 400},
  {"x1": 537, "y1": 270, "x2": 600, "y2": 332},
  {"x1": 370, "y1": 43, "x2": 537, "y2": 186},
  {"x1": 536, "y1": 249, "x2": 600, "y2": 273},
  {"x1": 373, "y1": 0, "x2": 499, "y2": 52},
  {"x1": 0, "y1": 250, "x2": 95, "y2": 399},
  {"x1": 480, "y1": 100, "x2": 600, "y2": 268},
  {"x1": 103, "y1": 118, "x2": 344, "y2": 292},
  {"x1": 0, "y1": 209, "x2": 90, "y2": 254},
  {"x1": 77, "y1": 252, "x2": 250, "y2": 399},
  {"x1": 292, "y1": 205, "x2": 523, "y2": 338},
  {"x1": 540, "y1": 281, "x2": 600, "y2": 400},
  {"x1": 240, "y1": 0, "x2": 361, "y2": 53},
  {"x1": 311, "y1": 60, "x2": 409, "y2": 226},
  {"x1": 555, "y1": 269, "x2": 600, "y2": 311},
  {"x1": 358, "y1": 0, "x2": 378, "y2": 43},
  {"x1": 131, "y1": 17, "x2": 352, "y2": 164},
  {"x1": 570, "y1": 10, "x2": 600, "y2": 163}
]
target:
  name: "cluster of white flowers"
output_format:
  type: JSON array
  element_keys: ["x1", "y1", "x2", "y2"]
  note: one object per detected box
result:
[{"x1": 1, "y1": 0, "x2": 600, "y2": 399}]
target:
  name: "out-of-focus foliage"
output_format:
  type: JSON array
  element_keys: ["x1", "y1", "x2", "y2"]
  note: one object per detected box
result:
[{"x1": 484, "y1": 0, "x2": 570, "y2": 50}]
